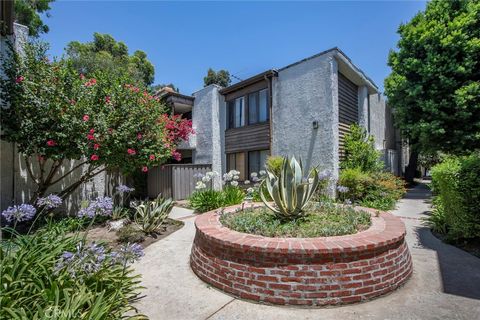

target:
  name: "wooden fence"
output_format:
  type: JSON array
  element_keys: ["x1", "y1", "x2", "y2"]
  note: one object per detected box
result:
[{"x1": 147, "y1": 164, "x2": 212, "y2": 200}]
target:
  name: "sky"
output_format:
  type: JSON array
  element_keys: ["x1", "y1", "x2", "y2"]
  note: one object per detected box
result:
[{"x1": 41, "y1": 0, "x2": 427, "y2": 94}]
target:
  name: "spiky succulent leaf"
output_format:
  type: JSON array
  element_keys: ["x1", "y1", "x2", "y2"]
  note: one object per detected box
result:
[{"x1": 260, "y1": 156, "x2": 320, "y2": 220}]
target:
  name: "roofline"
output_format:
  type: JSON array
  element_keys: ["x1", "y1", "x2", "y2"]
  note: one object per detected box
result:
[
  {"x1": 334, "y1": 48, "x2": 378, "y2": 91},
  {"x1": 278, "y1": 47, "x2": 378, "y2": 92},
  {"x1": 278, "y1": 47, "x2": 338, "y2": 72},
  {"x1": 219, "y1": 70, "x2": 278, "y2": 95},
  {"x1": 154, "y1": 90, "x2": 194, "y2": 101}
]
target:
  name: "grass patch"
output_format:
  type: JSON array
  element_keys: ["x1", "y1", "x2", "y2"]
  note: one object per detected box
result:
[{"x1": 220, "y1": 202, "x2": 371, "y2": 238}]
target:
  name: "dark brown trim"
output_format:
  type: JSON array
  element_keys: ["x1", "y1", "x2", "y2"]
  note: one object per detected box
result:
[
  {"x1": 224, "y1": 80, "x2": 268, "y2": 102},
  {"x1": 219, "y1": 70, "x2": 277, "y2": 96},
  {"x1": 225, "y1": 123, "x2": 270, "y2": 153}
]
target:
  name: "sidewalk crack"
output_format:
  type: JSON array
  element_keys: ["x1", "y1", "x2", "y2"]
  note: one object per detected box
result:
[{"x1": 204, "y1": 298, "x2": 236, "y2": 320}]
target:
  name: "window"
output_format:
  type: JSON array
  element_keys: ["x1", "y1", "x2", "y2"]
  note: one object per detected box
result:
[
  {"x1": 228, "y1": 97, "x2": 245, "y2": 129},
  {"x1": 227, "y1": 152, "x2": 246, "y2": 180},
  {"x1": 247, "y1": 89, "x2": 269, "y2": 125},
  {"x1": 228, "y1": 88, "x2": 269, "y2": 128},
  {"x1": 248, "y1": 150, "x2": 269, "y2": 176}
]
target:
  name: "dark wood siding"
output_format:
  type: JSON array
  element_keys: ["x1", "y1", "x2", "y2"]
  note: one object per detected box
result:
[
  {"x1": 225, "y1": 123, "x2": 270, "y2": 153},
  {"x1": 338, "y1": 73, "x2": 359, "y2": 159}
]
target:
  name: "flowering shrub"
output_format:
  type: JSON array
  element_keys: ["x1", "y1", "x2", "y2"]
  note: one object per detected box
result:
[
  {"x1": 77, "y1": 196, "x2": 114, "y2": 218},
  {"x1": 0, "y1": 42, "x2": 193, "y2": 203},
  {"x1": 36, "y1": 194, "x2": 63, "y2": 209},
  {"x1": 1, "y1": 204, "x2": 36, "y2": 223},
  {"x1": 0, "y1": 195, "x2": 145, "y2": 319}
]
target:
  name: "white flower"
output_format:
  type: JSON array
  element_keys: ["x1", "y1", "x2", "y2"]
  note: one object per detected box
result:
[
  {"x1": 308, "y1": 178, "x2": 314, "y2": 184},
  {"x1": 202, "y1": 176, "x2": 211, "y2": 182},
  {"x1": 250, "y1": 172, "x2": 258, "y2": 178},
  {"x1": 206, "y1": 171, "x2": 219, "y2": 178},
  {"x1": 246, "y1": 187, "x2": 254, "y2": 194},
  {"x1": 223, "y1": 173, "x2": 233, "y2": 181},
  {"x1": 233, "y1": 175, "x2": 239, "y2": 180},
  {"x1": 244, "y1": 180, "x2": 250, "y2": 185},
  {"x1": 195, "y1": 181, "x2": 206, "y2": 190},
  {"x1": 231, "y1": 181, "x2": 238, "y2": 187},
  {"x1": 259, "y1": 170, "x2": 266, "y2": 176}
]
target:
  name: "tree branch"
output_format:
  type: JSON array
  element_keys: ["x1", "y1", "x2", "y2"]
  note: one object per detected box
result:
[{"x1": 25, "y1": 156, "x2": 40, "y2": 185}]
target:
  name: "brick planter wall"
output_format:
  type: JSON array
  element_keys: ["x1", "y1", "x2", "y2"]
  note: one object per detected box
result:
[{"x1": 190, "y1": 204, "x2": 412, "y2": 306}]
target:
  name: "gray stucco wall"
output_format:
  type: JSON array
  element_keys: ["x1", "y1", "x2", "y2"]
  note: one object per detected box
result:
[
  {"x1": 369, "y1": 93, "x2": 387, "y2": 150},
  {"x1": 368, "y1": 93, "x2": 401, "y2": 175},
  {"x1": 192, "y1": 84, "x2": 225, "y2": 189},
  {"x1": 272, "y1": 52, "x2": 339, "y2": 192}
]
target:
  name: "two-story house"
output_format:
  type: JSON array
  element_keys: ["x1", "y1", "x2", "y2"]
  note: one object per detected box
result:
[{"x1": 151, "y1": 47, "x2": 404, "y2": 197}]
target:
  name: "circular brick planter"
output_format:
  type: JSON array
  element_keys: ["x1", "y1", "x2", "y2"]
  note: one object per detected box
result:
[{"x1": 190, "y1": 204, "x2": 412, "y2": 306}]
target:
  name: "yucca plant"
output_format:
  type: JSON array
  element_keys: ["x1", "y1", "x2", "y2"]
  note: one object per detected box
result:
[
  {"x1": 133, "y1": 195, "x2": 174, "y2": 234},
  {"x1": 260, "y1": 156, "x2": 320, "y2": 220}
]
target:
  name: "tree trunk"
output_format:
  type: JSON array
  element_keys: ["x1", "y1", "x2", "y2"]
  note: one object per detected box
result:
[{"x1": 405, "y1": 150, "x2": 419, "y2": 184}]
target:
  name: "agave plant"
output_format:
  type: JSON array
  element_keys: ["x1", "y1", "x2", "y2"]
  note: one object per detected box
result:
[
  {"x1": 260, "y1": 156, "x2": 320, "y2": 220},
  {"x1": 133, "y1": 195, "x2": 174, "y2": 234}
]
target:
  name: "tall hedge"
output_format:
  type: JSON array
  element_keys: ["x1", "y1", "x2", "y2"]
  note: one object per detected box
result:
[{"x1": 430, "y1": 153, "x2": 480, "y2": 240}]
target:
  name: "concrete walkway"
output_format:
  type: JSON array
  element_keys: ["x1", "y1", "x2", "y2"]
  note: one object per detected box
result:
[{"x1": 133, "y1": 183, "x2": 480, "y2": 320}]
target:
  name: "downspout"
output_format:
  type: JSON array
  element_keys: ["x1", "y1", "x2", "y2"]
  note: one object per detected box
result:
[{"x1": 264, "y1": 71, "x2": 277, "y2": 156}]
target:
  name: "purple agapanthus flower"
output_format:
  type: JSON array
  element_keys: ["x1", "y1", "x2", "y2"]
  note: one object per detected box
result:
[
  {"x1": 337, "y1": 185, "x2": 350, "y2": 193},
  {"x1": 1, "y1": 204, "x2": 36, "y2": 223},
  {"x1": 36, "y1": 194, "x2": 63, "y2": 209},
  {"x1": 116, "y1": 185, "x2": 135, "y2": 193},
  {"x1": 54, "y1": 242, "x2": 107, "y2": 279},
  {"x1": 78, "y1": 196, "x2": 113, "y2": 218},
  {"x1": 319, "y1": 170, "x2": 331, "y2": 181},
  {"x1": 110, "y1": 243, "x2": 144, "y2": 265}
]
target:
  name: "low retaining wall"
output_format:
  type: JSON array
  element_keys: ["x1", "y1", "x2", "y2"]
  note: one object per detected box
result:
[{"x1": 190, "y1": 205, "x2": 412, "y2": 306}]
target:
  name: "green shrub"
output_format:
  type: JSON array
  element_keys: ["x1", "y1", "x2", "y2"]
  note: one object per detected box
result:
[
  {"x1": 222, "y1": 186, "x2": 245, "y2": 206},
  {"x1": 338, "y1": 167, "x2": 373, "y2": 201},
  {"x1": 339, "y1": 169, "x2": 405, "y2": 210},
  {"x1": 0, "y1": 228, "x2": 144, "y2": 319},
  {"x1": 430, "y1": 154, "x2": 480, "y2": 240},
  {"x1": 133, "y1": 195, "x2": 174, "y2": 234},
  {"x1": 265, "y1": 156, "x2": 284, "y2": 176},
  {"x1": 117, "y1": 224, "x2": 145, "y2": 243},
  {"x1": 341, "y1": 124, "x2": 383, "y2": 172},
  {"x1": 220, "y1": 202, "x2": 371, "y2": 238},
  {"x1": 188, "y1": 189, "x2": 224, "y2": 213},
  {"x1": 422, "y1": 197, "x2": 448, "y2": 235}
]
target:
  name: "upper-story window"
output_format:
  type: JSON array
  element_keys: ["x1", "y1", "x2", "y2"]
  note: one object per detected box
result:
[
  {"x1": 248, "y1": 89, "x2": 269, "y2": 125},
  {"x1": 227, "y1": 88, "x2": 268, "y2": 129},
  {"x1": 227, "y1": 97, "x2": 245, "y2": 128}
]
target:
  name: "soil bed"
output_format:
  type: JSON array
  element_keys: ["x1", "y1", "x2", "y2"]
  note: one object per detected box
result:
[{"x1": 84, "y1": 218, "x2": 184, "y2": 249}]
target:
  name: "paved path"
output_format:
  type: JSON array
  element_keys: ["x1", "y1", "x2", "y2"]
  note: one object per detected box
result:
[{"x1": 133, "y1": 183, "x2": 480, "y2": 320}]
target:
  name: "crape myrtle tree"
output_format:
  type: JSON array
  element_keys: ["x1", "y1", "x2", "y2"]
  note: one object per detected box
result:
[
  {"x1": 0, "y1": 42, "x2": 193, "y2": 203},
  {"x1": 385, "y1": 0, "x2": 480, "y2": 182}
]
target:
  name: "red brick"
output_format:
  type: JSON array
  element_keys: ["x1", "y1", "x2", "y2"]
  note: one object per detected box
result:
[{"x1": 190, "y1": 205, "x2": 413, "y2": 306}]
